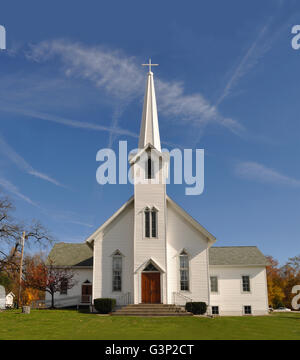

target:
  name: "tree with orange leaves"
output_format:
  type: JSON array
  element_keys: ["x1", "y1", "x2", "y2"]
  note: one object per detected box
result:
[
  {"x1": 23, "y1": 258, "x2": 76, "y2": 308},
  {"x1": 266, "y1": 254, "x2": 300, "y2": 308},
  {"x1": 266, "y1": 255, "x2": 285, "y2": 308}
]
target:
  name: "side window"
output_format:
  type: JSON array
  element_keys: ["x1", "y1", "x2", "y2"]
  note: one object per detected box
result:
[
  {"x1": 242, "y1": 276, "x2": 250, "y2": 292},
  {"x1": 244, "y1": 305, "x2": 252, "y2": 315},
  {"x1": 210, "y1": 276, "x2": 218, "y2": 293},
  {"x1": 60, "y1": 278, "x2": 68, "y2": 295},
  {"x1": 212, "y1": 306, "x2": 219, "y2": 315},
  {"x1": 112, "y1": 252, "x2": 122, "y2": 292},
  {"x1": 179, "y1": 250, "x2": 189, "y2": 291}
]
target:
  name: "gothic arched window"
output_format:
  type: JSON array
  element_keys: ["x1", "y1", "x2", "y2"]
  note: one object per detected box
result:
[
  {"x1": 179, "y1": 250, "x2": 189, "y2": 291},
  {"x1": 112, "y1": 250, "x2": 122, "y2": 291},
  {"x1": 145, "y1": 157, "x2": 154, "y2": 179},
  {"x1": 144, "y1": 207, "x2": 158, "y2": 238}
]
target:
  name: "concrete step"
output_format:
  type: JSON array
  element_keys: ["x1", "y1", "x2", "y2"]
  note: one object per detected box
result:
[
  {"x1": 124, "y1": 305, "x2": 178, "y2": 309},
  {"x1": 111, "y1": 304, "x2": 192, "y2": 316},
  {"x1": 112, "y1": 312, "x2": 192, "y2": 316}
]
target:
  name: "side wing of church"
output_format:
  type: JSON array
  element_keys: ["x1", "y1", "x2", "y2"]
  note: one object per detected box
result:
[{"x1": 46, "y1": 68, "x2": 269, "y2": 316}]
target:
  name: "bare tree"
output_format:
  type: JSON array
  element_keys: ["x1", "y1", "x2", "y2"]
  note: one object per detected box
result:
[
  {"x1": 24, "y1": 258, "x2": 76, "y2": 308},
  {"x1": 0, "y1": 192, "x2": 53, "y2": 272}
]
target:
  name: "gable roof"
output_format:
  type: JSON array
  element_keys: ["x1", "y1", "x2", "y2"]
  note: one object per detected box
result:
[
  {"x1": 85, "y1": 194, "x2": 216, "y2": 247},
  {"x1": 85, "y1": 196, "x2": 134, "y2": 247},
  {"x1": 166, "y1": 195, "x2": 216, "y2": 245},
  {"x1": 47, "y1": 242, "x2": 93, "y2": 267},
  {"x1": 209, "y1": 246, "x2": 267, "y2": 266},
  {"x1": 46, "y1": 243, "x2": 267, "y2": 267}
]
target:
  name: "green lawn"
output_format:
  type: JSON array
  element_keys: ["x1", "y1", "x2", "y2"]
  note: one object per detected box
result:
[{"x1": 0, "y1": 310, "x2": 299, "y2": 340}]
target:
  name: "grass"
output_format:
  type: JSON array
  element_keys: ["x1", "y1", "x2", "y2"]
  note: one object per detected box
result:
[{"x1": 0, "y1": 309, "x2": 299, "y2": 340}]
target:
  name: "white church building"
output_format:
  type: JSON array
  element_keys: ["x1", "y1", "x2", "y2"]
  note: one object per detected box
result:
[{"x1": 47, "y1": 66, "x2": 269, "y2": 316}]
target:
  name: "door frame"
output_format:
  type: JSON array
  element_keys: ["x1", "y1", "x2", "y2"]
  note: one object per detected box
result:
[
  {"x1": 141, "y1": 271, "x2": 161, "y2": 304},
  {"x1": 81, "y1": 282, "x2": 92, "y2": 303},
  {"x1": 135, "y1": 259, "x2": 166, "y2": 304}
]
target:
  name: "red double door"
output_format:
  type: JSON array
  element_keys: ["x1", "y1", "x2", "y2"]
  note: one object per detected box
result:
[{"x1": 141, "y1": 273, "x2": 161, "y2": 303}]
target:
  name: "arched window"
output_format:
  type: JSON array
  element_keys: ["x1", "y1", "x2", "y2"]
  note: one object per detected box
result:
[
  {"x1": 144, "y1": 207, "x2": 158, "y2": 238},
  {"x1": 151, "y1": 208, "x2": 157, "y2": 238},
  {"x1": 179, "y1": 250, "x2": 189, "y2": 291},
  {"x1": 145, "y1": 158, "x2": 154, "y2": 179},
  {"x1": 145, "y1": 208, "x2": 150, "y2": 238},
  {"x1": 112, "y1": 251, "x2": 122, "y2": 291}
]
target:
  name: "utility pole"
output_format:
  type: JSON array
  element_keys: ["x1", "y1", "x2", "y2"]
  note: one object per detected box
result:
[{"x1": 17, "y1": 231, "x2": 25, "y2": 309}]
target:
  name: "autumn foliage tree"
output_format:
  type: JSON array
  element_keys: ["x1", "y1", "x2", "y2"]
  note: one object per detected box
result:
[
  {"x1": 266, "y1": 256, "x2": 285, "y2": 308},
  {"x1": 266, "y1": 254, "x2": 300, "y2": 309},
  {"x1": 24, "y1": 258, "x2": 76, "y2": 308}
]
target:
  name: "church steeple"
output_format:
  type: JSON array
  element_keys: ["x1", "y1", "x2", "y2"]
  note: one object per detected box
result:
[{"x1": 138, "y1": 60, "x2": 161, "y2": 151}]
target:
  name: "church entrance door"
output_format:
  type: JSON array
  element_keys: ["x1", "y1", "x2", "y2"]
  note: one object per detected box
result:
[{"x1": 141, "y1": 272, "x2": 161, "y2": 303}]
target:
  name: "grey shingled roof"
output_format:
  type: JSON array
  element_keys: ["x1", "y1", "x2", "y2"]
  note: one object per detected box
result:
[
  {"x1": 209, "y1": 246, "x2": 267, "y2": 266},
  {"x1": 47, "y1": 243, "x2": 266, "y2": 267},
  {"x1": 47, "y1": 243, "x2": 93, "y2": 267}
]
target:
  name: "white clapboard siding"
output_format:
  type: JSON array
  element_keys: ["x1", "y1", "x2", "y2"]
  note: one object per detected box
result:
[
  {"x1": 166, "y1": 202, "x2": 210, "y2": 304},
  {"x1": 45, "y1": 268, "x2": 93, "y2": 306},
  {"x1": 93, "y1": 201, "x2": 134, "y2": 301},
  {"x1": 209, "y1": 266, "x2": 269, "y2": 315}
]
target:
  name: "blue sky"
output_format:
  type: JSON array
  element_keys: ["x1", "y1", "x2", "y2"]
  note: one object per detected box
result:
[{"x1": 0, "y1": 0, "x2": 299, "y2": 264}]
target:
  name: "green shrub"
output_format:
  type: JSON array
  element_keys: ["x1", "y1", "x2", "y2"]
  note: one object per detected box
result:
[
  {"x1": 94, "y1": 298, "x2": 116, "y2": 314},
  {"x1": 185, "y1": 302, "x2": 207, "y2": 315}
]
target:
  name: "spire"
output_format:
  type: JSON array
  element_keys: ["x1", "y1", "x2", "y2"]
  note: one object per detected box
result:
[{"x1": 138, "y1": 62, "x2": 161, "y2": 151}]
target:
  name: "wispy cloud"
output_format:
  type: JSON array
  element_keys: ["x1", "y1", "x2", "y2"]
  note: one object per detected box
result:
[
  {"x1": 216, "y1": 22, "x2": 272, "y2": 106},
  {"x1": 235, "y1": 161, "x2": 300, "y2": 187},
  {"x1": 45, "y1": 209, "x2": 94, "y2": 228},
  {"x1": 0, "y1": 174, "x2": 94, "y2": 228},
  {"x1": 216, "y1": 13, "x2": 292, "y2": 106},
  {"x1": 25, "y1": 39, "x2": 242, "y2": 135},
  {"x1": 1, "y1": 107, "x2": 139, "y2": 139},
  {"x1": 0, "y1": 175, "x2": 39, "y2": 206},
  {"x1": 0, "y1": 133, "x2": 64, "y2": 187}
]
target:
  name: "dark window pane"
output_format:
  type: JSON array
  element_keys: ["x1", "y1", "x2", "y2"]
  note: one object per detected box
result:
[
  {"x1": 242, "y1": 276, "x2": 250, "y2": 292},
  {"x1": 145, "y1": 211, "x2": 150, "y2": 237},
  {"x1": 146, "y1": 158, "x2": 154, "y2": 179},
  {"x1": 212, "y1": 306, "x2": 219, "y2": 315},
  {"x1": 244, "y1": 306, "x2": 251, "y2": 314},
  {"x1": 151, "y1": 211, "x2": 157, "y2": 237},
  {"x1": 143, "y1": 263, "x2": 159, "y2": 271}
]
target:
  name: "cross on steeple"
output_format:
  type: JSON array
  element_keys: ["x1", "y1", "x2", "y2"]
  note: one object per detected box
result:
[{"x1": 142, "y1": 58, "x2": 159, "y2": 73}]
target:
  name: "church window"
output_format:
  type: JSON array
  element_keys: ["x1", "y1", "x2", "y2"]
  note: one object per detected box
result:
[
  {"x1": 179, "y1": 250, "x2": 189, "y2": 291},
  {"x1": 60, "y1": 278, "x2": 68, "y2": 295},
  {"x1": 151, "y1": 209, "x2": 157, "y2": 237},
  {"x1": 210, "y1": 276, "x2": 218, "y2": 293},
  {"x1": 143, "y1": 262, "x2": 159, "y2": 272},
  {"x1": 144, "y1": 207, "x2": 158, "y2": 238},
  {"x1": 112, "y1": 252, "x2": 122, "y2": 291},
  {"x1": 212, "y1": 306, "x2": 219, "y2": 315},
  {"x1": 244, "y1": 305, "x2": 252, "y2": 315},
  {"x1": 242, "y1": 276, "x2": 250, "y2": 292},
  {"x1": 146, "y1": 158, "x2": 154, "y2": 179},
  {"x1": 145, "y1": 208, "x2": 150, "y2": 237}
]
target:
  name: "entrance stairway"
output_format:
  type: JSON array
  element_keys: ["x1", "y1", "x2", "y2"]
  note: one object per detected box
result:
[{"x1": 111, "y1": 304, "x2": 193, "y2": 316}]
